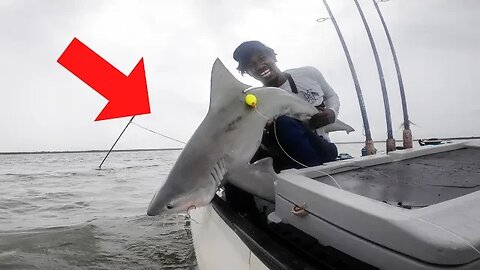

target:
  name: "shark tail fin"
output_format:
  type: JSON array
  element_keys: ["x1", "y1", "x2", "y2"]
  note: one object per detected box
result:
[{"x1": 324, "y1": 119, "x2": 355, "y2": 134}]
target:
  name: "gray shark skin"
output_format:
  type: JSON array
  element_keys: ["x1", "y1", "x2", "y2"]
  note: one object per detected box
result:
[
  {"x1": 147, "y1": 59, "x2": 352, "y2": 216},
  {"x1": 324, "y1": 119, "x2": 355, "y2": 134},
  {"x1": 224, "y1": 157, "x2": 277, "y2": 202}
]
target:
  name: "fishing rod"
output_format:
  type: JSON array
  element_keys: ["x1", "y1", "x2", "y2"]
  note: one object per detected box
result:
[
  {"x1": 373, "y1": 0, "x2": 413, "y2": 149},
  {"x1": 99, "y1": 116, "x2": 135, "y2": 169},
  {"x1": 353, "y1": 0, "x2": 396, "y2": 153},
  {"x1": 320, "y1": 0, "x2": 377, "y2": 155}
]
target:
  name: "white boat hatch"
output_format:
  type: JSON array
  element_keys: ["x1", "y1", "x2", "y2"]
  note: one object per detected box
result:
[{"x1": 274, "y1": 142, "x2": 480, "y2": 269}]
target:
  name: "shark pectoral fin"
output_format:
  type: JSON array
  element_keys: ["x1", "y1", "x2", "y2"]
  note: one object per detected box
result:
[
  {"x1": 209, "y1": 59, "x2": 251, "y2": 113},
  {"x1": 226, "y1": 157, "x2": 277, "y2": 202},
  {"x1": 324, "y1": 119, "x2": 355, "y2": 134},
  {"x1": 251, "y1": 157, "x2": 275, "y2": 173}
]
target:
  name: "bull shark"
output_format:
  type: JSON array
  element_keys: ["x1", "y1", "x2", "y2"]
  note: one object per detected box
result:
[{"x1": 147, "y1": 59, "x2": 353, "y2": 216}]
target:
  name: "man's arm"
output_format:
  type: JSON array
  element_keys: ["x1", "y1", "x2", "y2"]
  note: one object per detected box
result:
[
  {"x1": 308, "y1": 68, "x2": 340, "y2": 129},
  {"x1": 308, "y1": 106, "x2": 336, "y2": 129}
]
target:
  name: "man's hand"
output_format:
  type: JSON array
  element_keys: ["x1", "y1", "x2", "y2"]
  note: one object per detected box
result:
[
  {"x1": 308, "y1": 108, "x2": 335, "y2": 129},
  {"x1": 263, "y1": 120, "x2": 274, "y2": 135}
]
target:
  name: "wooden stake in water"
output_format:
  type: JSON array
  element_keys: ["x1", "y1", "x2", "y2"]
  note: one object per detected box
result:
[{"x1": 99, "y1": 116, "x2": 135, "y2": 169}]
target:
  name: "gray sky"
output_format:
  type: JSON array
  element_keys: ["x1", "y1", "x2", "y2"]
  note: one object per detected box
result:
[{"x1": 1, "y1": 0, "x2": 479, "y2": 152}]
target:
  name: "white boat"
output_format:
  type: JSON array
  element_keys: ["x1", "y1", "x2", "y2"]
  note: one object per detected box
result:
[{"x1": 191, "y1": 140, "x2": 480, "y2": 269}]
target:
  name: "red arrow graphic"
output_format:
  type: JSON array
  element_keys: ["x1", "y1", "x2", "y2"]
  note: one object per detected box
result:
[{"x1": 57, "y1": 38, "x2": 150, "y2": 121}]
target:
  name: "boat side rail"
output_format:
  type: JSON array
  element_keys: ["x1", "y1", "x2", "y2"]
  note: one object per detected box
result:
[{"x1": 275, "y1": 169, "x2": 480, "y2": 266}]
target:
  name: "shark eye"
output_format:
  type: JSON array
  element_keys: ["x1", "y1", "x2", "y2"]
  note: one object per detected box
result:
[{"x1": 166, "y1": 204, "x2": 173, "y2": 210}]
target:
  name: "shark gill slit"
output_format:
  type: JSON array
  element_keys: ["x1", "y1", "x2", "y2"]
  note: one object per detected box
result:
[
  {"x1": 210, "y1": 160, "x2": 224, "y2": 186},
  {"x1": 213, "y1": 164, "x2": 221, "y2": 181},
  {"x1": 210, "y1": 172, "x2": 220, "y2": 186},
  {"x1": 219, "y1": 159, "x2": 227, "y2": 183},
  {"x1": 212, "y1": 166, "x2": 220, "y2": 183}
]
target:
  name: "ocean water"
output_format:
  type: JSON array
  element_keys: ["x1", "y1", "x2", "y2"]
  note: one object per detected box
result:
[
  {"x1": 0, "y1": 150, "x2": 198, "y2": 270},
  {"x1": 0, "y1": 141, "x2": 402, "y2": 269}
]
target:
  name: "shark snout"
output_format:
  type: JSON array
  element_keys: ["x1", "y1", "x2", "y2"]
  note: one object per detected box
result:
[
  {"x1": 146, "y1": 193, "x2": 162, "y2": 216},
  {"x1": 146, "y1": 208, "x2": 158, "y2": 216},
  {"x1": 146, "y1": 182, "x2": 217, "y2": 216},
  {"x1": 146, "y1": 196, "x2": 179, "y2": 216}
]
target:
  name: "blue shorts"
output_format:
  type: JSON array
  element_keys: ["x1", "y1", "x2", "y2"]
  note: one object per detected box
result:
[{"x1": 252, "y1": 115, "x2": 338, "y2": 172}]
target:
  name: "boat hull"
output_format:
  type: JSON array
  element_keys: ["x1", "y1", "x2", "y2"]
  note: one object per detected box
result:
[{"x1": 190, "y1": 205, "x2": 269, "y2": 270}]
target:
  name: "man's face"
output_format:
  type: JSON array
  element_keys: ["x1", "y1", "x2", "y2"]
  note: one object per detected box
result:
[{"x1": 244, "y1": 51, "x2": 281, "y2": 85}]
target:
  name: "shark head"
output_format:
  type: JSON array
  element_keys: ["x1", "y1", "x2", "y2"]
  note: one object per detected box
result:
[
  {"x1": 146, "y1": 175, "x2": 217, "y2": 215},
  {"x1": 147, "y1": 59, "x2": 323, "y2": 216}
]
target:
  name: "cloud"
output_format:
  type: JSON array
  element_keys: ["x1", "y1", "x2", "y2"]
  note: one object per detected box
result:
[{"x1": 1, "y1": 0, "x2": 479, "y2": 151}]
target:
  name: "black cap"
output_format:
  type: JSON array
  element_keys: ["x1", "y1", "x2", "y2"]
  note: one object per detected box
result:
[{"x1": 233, "y1": 41, "x2": 276, "y2": 73}]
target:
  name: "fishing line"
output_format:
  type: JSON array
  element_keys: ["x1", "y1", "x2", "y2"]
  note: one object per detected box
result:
[
  {"x1": 184, "y1": 217, "x2": 193, "y2": 239},
  {"x1": 273, "y1": 121, "x2": 343, "y2": 190},
  {"x1": 253, "y1": 107, "x2": 343, "y2": 190},
  {"x1": 186, "y1": 205, "x2": 203, "y2": 225},
  {"x1": 417, "y1": 217, "x2": 480, "y2": 256},
  {"x1": 130, "y1": 121, "x2": 187, "y2": 145},
  {"x1": 98, "y1": 117, "x2": 185, "y2": 168}
]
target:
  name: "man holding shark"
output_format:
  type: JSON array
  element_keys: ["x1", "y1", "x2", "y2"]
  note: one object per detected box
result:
[
  {"x1": 147, "y1": 54, "x2": 353, "y2": 216},
  {"x1": 233, "y1": 40, "x2": 340, "y2": 171}
]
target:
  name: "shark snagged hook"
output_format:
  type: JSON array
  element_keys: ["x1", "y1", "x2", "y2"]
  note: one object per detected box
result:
[{"x1": 186, "y1": 205, "x2": 200, "y2": 224}]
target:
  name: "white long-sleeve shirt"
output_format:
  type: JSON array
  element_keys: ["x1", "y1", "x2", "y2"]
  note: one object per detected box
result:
[{"x1": 278, "y1": 66, "x2": 340, "y2": 140}]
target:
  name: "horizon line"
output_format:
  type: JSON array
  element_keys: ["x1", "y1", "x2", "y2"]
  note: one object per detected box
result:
[
  {"x1": 2, "y1": 136, "x2": 478, "y2": 155},
  {"x1": 0, "y1": 148, "x2": 183, "y2": 155}
]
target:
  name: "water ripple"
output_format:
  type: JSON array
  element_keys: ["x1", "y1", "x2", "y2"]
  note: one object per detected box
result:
[{"x1": 0, "y1": 150, "x2": 195, "y2": 269}]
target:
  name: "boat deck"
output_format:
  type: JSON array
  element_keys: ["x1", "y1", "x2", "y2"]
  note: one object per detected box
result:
[{"x1": 314, "y1": 148, "x2": 480, "y2": 208}]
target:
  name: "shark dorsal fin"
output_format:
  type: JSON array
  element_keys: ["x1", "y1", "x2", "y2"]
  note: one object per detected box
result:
[{"x1": 209, "y1": 58, "x2": 251, "y2": 112}]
